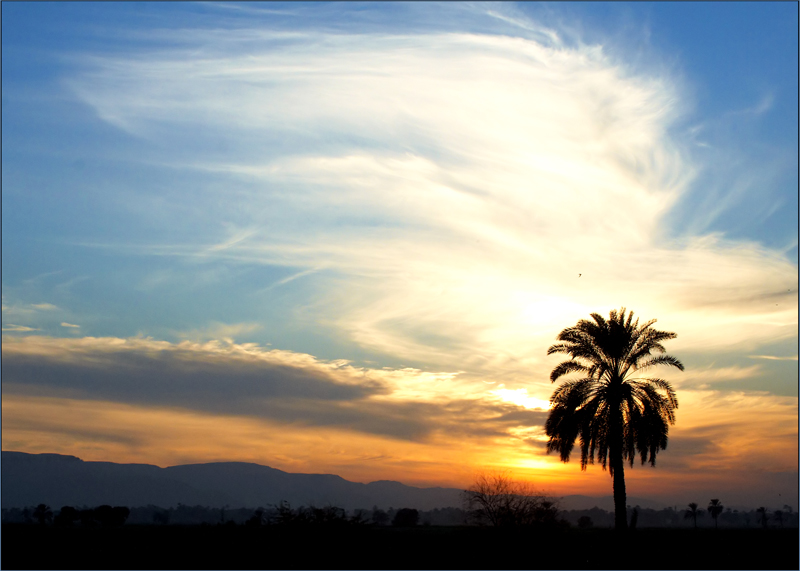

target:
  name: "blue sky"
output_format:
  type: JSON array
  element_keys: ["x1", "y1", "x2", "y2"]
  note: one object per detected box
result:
[{"x1": 2, "y1": 2, "x2": 797, "y2": 507}]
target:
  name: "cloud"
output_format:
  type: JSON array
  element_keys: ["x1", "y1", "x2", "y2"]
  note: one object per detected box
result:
[
  {"x1": 2, "y1": 325, "x2": 40, "y2": 332},
  {"x1": 731, "y1": 92, "x2": 775, "y2": 117},
  {"x1": 672, "y1": 363, "x2": 763, "y2": 388},
  {"x1": 2, "y1": 333, "x2": 795, "y2": 501},
  {"x1": 0, "y1": 393, "x2": 536, "y2": 487},
  {"x1": 2, "y1": 335, "x2": 533, "y2": 442},
  {"x1": 62, "y1": 21, "x2": 796, "y2": 382},
  {"x1": 60, "y1": 322, "x2": 80, "y2": 328},
  {"x1": 666, "y1": 388, "x2": 798, "y2": 474},
  {"x1": 175, "y1": 321, "x2": 261, "y2": 343},
  {"x1": 3, "y1": 334, "x2": 382, "y2": 404},
  {"x1": 2, "y1": 301, "x2": 60, "y2": 318}
]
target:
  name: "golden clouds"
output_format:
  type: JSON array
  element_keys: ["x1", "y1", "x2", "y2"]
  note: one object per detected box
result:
[
  {"x1": 0, "y1": 394, "x2": 542, "y2": 489},
  {"x1": 4, "y1": 333, "x2": 795, "y2": 503}
]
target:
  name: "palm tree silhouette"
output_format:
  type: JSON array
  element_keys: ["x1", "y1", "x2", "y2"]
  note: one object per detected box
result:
[
  {"x1": 756, "y1": 506, "x2": 770, "y2": 529},
  {"x1": 545, "y1": 307, "x2": 683, "y2": 531},
  {"x1": 684, "y1": 502, "x2": 703, "y2": 528},
  {"x1": 707, "y1": 499, "x2": 723, "y2": 529}
]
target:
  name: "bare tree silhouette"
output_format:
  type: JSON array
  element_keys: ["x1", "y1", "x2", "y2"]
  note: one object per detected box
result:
[
  {"x1": 463, "y1": 470, "x2": 558, "y2": 527},
  {"x1": 684, "y1": 502, "x2": 704, "y2": 528},
  {"x1": 708, "y1": 499, "x2": 723, "y2": 529},
  {"x1": 545, "y1": 308, "x2": 683, "y2": 531}
]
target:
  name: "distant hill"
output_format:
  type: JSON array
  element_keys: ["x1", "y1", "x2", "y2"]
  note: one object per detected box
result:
[
  {"x1": 1, "y1": 451, "x2": 463, "y2": 510},
  {"x1": 1, "y1": 451, "x2": 661, "y2": 512}
]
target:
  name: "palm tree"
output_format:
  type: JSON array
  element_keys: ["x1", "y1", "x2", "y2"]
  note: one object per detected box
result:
[
  {"x1": 756, "y1": 506, "x2": 769, "y2": 529},
  {"x1": 707, "y1": 499, "x2": 723, "y2": 529},
  {"x1": 545, "y1": 307, "x2": 683, "y2": 531},
  {"x1": 684, "y1": 502, "x2": 703, "y2": 528}
]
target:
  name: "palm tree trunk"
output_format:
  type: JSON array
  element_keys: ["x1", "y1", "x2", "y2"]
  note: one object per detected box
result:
[
  {"x1": 610, "y1": 400, "x2": 627, "y2": 532},
  {"x1": 612, "y1": 453, "x2": 627, "y2": 531}
]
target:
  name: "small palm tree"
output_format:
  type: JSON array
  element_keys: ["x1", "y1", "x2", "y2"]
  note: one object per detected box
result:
[
  {"x1": 684, "y1": 502, "x2": 703, "y2": 528},
  {"x1": 756, "y1": 506, "x2": 769, "y2": 529},
  {"x1": 708, "y1": 499, "x2": 723, "y2": 529},
  {"x1": 545, "y1": 308, "x2": 683, "y2": 531}
]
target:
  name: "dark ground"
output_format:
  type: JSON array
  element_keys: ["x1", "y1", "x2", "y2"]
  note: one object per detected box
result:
[{"x1": 2, "y1": 524, "x2": 798, "y2": 570}]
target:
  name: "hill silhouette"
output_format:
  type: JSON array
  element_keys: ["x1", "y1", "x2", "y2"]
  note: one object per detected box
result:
[
  {"x1": 1, "y1": 451, "x2": 463, "y2": 510},
  {"x1": 2, "y1": 451, "x2": 668, "y2": 512}
]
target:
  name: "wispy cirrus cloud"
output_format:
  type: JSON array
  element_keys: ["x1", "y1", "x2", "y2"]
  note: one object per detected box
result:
[
  {"x1": 749, "y1": 354, "x2": 798, "y2": 361},
  {"x1": 2, "y1": 324, "x2": 40, "y2": 332},
  {"x1": 64, "y1": 25, "x2": 795, "y2": 382}
]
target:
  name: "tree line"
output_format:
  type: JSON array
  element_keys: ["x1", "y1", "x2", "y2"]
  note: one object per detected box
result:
[
  {"x1": 3, "y1": 500, "x2": 795, "y2": 529},
  {"x1": 2, "y1": 504, "x2": 132, "y2": 527}
]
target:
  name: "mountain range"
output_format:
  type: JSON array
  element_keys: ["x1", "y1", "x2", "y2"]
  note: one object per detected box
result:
[{"x1": 1, "y1": 451, "x2": 665, "y2": 512}]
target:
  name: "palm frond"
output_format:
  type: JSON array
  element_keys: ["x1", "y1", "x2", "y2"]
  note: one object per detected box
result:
[
  {"x1": 550, "y1": 360, "x2": 591, "y2": 383},
  {"x1": 636, "y1": 355, "x2": 685, "y2": 373}
]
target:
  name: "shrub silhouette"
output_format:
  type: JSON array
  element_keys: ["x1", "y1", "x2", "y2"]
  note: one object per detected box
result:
[
  {"x1": 54, "y1": 506, "x2": 79, "y2": 527},
  {"x1": 270, "y1": 501, "x2": 365, "y2": 527},
  {"x1": 545, "y1": 308, "x2": 683, "y2": 531},
  {"x1": 371, "y1": 507, "x2": 390, "y2": 526},
  {"x1": 32, "y1": 504, "x2": 52, "y2": 526},
  {"x1": 152, "y1": 509, "x2": 170, "y2": 525},
  {"x1": 245, "y1": 509, "x2": 266, "y2": 526},
  {"x1": 392, "y1": 508, "x2": 419, "y2": 527}
]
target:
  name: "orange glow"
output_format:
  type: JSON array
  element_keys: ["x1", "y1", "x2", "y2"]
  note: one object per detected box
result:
[
  {"x1": 3, "y1": 394, "x2": 611, "y2": 494},
  {"x1": 2, "y1": 329, "x2": 797, "y2": 505},
  {"x1": 7, "y1": 386, "x2": 794, "y2": 505}
]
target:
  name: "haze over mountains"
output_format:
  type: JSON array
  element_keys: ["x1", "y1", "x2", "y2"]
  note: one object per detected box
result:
[{"x1": 1, "y1": 451, "x2": 664, "y2": 512}]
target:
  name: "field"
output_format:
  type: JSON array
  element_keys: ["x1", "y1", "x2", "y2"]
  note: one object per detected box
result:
[{"x1": 3, "y1": 524, "x2": 798, "y2": 570}]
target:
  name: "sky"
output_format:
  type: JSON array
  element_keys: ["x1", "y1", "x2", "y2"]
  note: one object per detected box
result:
[{"x1": 2, "y1": 2, "x2": 797, "y2": 510}]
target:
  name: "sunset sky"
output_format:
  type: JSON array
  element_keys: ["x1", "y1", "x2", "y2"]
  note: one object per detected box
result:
[{"x1": 3, "y1": 2, "x2": 797, "y2": 510}]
